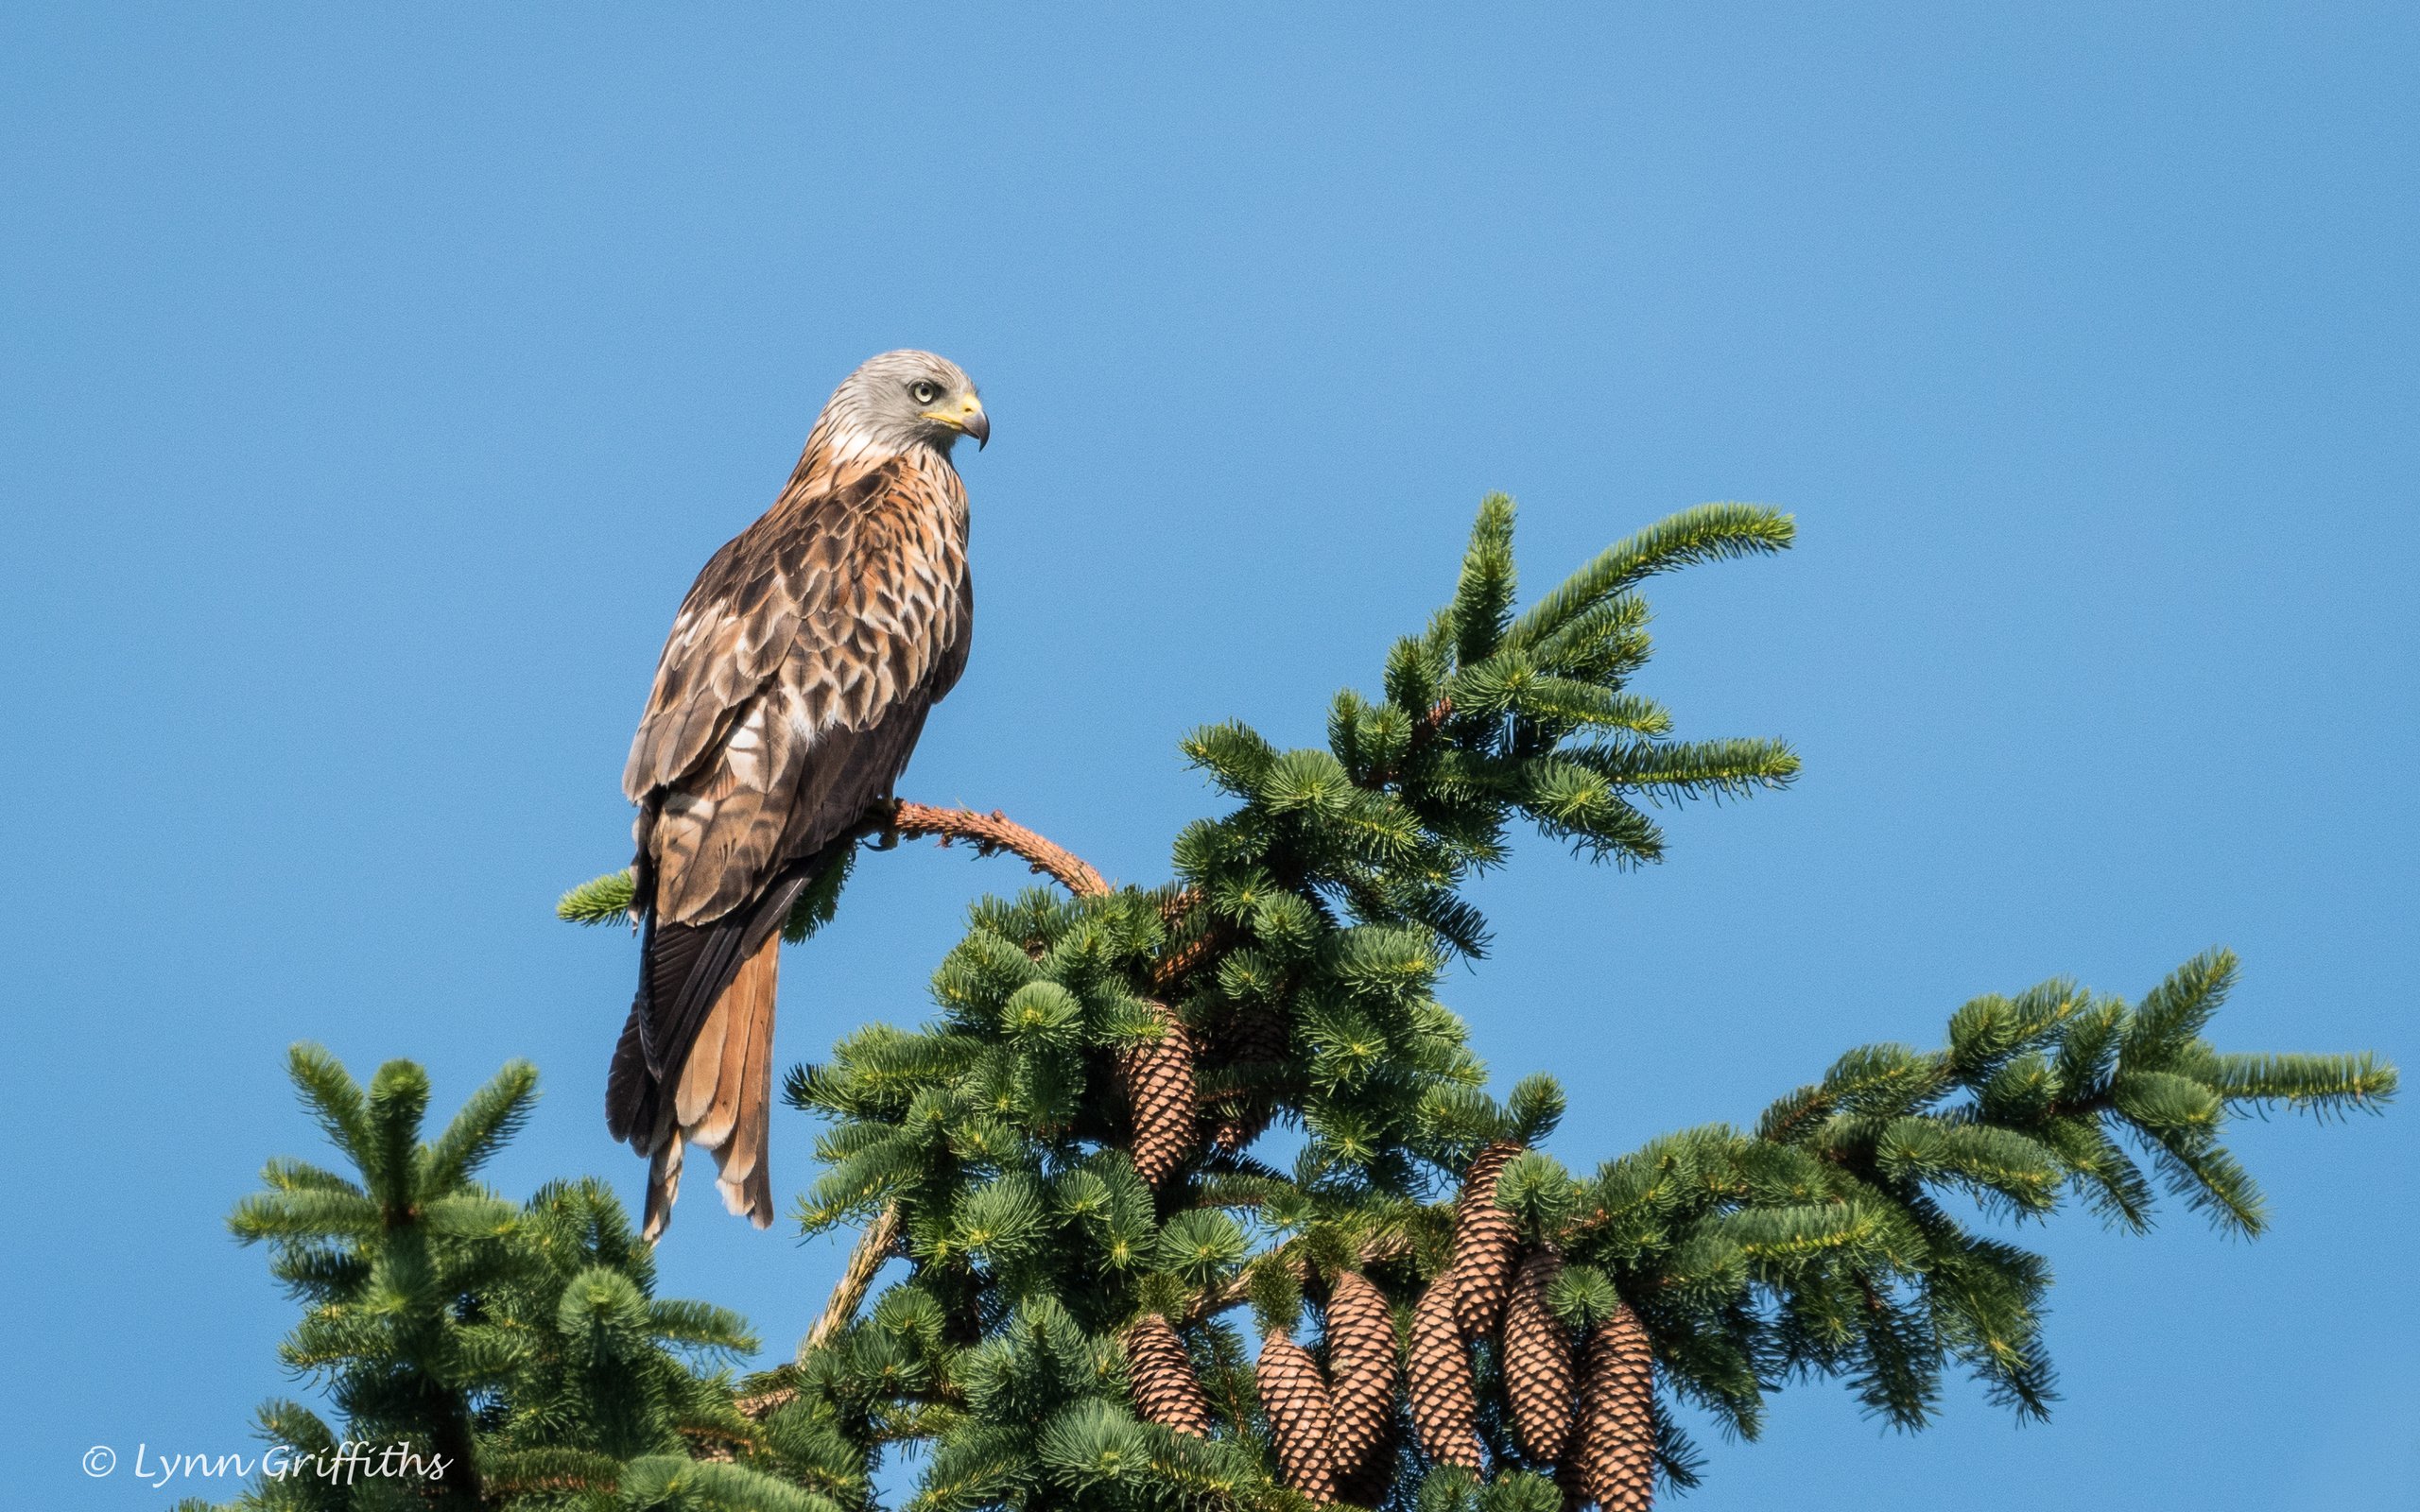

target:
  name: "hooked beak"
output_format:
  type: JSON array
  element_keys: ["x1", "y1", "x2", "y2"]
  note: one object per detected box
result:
[{"x1": 925, "y1": 394, "x2": 989, "y2": 450}]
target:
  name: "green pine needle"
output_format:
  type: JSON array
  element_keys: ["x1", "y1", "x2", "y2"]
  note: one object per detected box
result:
[
  {"x1": 558, "y1": 867, "x2": 636, "y2": 925},
  {"x1": 1506, "y1": 502, "x2": 1794, "y2": 651}
]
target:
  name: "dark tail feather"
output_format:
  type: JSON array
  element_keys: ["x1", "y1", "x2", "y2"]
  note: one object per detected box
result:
[
  {"x1": 603, "y1": 859, "x2": 821, "y2": 1155},
  {"x1": 604, "y1": 1006, "x2": 658, "y2": 1146},
  {"x1": 605, "y1": 909, "x2": 752, "y2": 1151}
]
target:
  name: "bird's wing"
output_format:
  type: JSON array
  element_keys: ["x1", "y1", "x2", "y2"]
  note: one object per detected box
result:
[
  {"x1": 623, "y1": 451, "x2": 972, "y2": 927},
  {"x1": 621, "y1": 504, "x2": 809, "y2": 808}
]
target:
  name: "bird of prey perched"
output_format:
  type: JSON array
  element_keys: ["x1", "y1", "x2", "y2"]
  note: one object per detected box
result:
[{"x1": 606, "y1": 350, "x2": 986, "y2": 1241}]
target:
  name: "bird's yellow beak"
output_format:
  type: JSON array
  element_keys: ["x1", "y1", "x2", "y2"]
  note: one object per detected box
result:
[{"x1": 923, "y1": 394, "x2": 989, "y2": 450}]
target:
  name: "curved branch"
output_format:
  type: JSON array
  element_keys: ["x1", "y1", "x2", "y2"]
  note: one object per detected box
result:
[
  {"x1": 799, "y1": 1201, "x2": 902, "y2": 1363},
  {"x1": 888, "y1": 800, "x2": 1109, "y2": 899}
]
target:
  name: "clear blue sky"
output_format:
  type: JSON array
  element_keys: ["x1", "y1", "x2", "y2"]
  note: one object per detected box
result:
[{"x1": 4, "y1": 6, "x2": 2412, "y2": 1507}]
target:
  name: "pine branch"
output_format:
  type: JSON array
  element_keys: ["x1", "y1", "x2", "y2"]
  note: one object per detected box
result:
[
  {"x1": 557, "y1": 799, "x2": 1110, "y2": 928},
  {"x1": 1504, "y1": 502, "x2": 1794, "y2": 652},
  {"x1": 1359, "y1": 696, "x2": 1457, "y2": 792},
  {"x1": 1184, "y1": 1229, "x2": 1416, "y2": 1325},
  {"x1": 889, "y1": 801, "x2": 1110, "y2": 900},
  {"x1": 556, "y1": 868, "x2": 637, "y2": 925},
  {"x1": 788, "y1": 1199, "x2": 904, "y2": 1375}
]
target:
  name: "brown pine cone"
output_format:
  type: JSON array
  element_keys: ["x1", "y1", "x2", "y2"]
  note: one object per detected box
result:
[
  {"x1": 1573, "y1": 1301, "x2": 1654, "y2": 1512},
  {"x1": 1204, "y1": 1005, "x2": 1288, "y2": 1153},
  {"x1": 1403, "y1": 1271, "x2": 1483, "y2": 1471},
  {"x1": 1116, "y1": 1002, "x2": 1197, "y2": 1188},
  {"x1": 1208, "y1": 1102, "x2": 1275, "y2": 1155},
  {"x1": 1336, "y1": 1420, "x2": 1397, "y2": 1509},
  {"x1": 1124, "y1": 1312, "x2": 1213, "y2": 1438},
  {"x1": 1501, "y1": 1247, "x2": 1576, "y2": 1462},
  {"x1": 1256, "y1": 1327, "x2": 1339, "y2": 1503},
  {"x1": 1345, "y1": 1432, "x2": 1403, "y2": 1500},
  {"x1": 1323, "y1": 1269, "x2": 1400, "y2": 1478},
  {"x1": 1220, "y1": 1002, "x2": 1290, "y2": 1064},
  {"x1": 1450, "y1": 1141, "x2": 1524, "y2": 1340}
]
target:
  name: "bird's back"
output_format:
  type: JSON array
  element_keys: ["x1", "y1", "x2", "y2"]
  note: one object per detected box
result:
[{"x1": 626, "y1": 447, "x2": 971, "y2": 928}]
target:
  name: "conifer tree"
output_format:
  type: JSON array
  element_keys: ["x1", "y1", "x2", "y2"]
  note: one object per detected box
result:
[
  {"x1": 207, "y1": 494, "x2": 2394, "y2": 1511},
  {"x1": 683, "y1": 496, "x2": 2394, "y2": 1510},
  {"x1": 204, "y1": 1047, "x2": 809, "y2": 1511}
]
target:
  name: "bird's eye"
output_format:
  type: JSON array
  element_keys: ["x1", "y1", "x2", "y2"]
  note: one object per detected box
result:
[{"x1": 909, "y1": 381, "x2": 941, "y2": 405}]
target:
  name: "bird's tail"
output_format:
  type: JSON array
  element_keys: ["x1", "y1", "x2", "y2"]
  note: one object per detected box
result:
[
  {"x1": 621, "y1": 930, "x2": 780, "y2": 1243},
  {"x1": 605, "y1": 849, "x2": 839, "y2": 1243}
]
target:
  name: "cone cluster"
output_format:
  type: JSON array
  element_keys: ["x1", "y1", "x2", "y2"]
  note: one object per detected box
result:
[
  {"x1": 1396, "y1": 1144, "x2": 1657, "y2": 1508},
  {"x1": 1257, "y1": 1328, "x2": 1340, "y2": 1503},
  {"x1": 1115, "y1": 1002, "x2": 1197, "y2": 1188},
  {"x1": 1238, "y1": 1272, "x2": 1407, "y2": 1506},
  {"x1": 1124, "y1": 1312, "x2": 1213, "y2": 1438},
  {"x1": 1098, "y1": 987, "x2": 1656, "y2": 1505}
]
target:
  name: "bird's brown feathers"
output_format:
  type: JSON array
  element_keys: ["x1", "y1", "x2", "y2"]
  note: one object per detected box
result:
[
  {"x1": 609, "y1": 417, "x2": 973, "y2": 1241},
  {"x1": 637, "y1": 930, "x2": 780, "y2": 1240},
  {"x1": 624, "y1": 448, "x2": 973, "y2": 924}
]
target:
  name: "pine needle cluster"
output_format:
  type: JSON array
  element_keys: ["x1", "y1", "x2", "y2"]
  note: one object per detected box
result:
[{"x1": 199, "y1": 1047, "x2": 797, "y2": 1512}]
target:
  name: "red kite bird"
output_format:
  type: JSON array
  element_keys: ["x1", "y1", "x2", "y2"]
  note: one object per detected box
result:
[{"x1": 606, "y1": 350, "x2": 985, "y2": 1240}]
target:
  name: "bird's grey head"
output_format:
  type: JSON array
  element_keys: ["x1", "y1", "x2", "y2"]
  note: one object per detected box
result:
[{"x1": 821, "y1": 350, "x2": 988, "y2": 458}]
